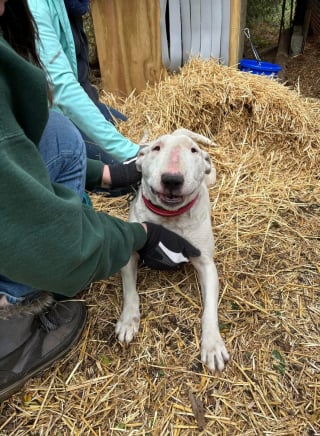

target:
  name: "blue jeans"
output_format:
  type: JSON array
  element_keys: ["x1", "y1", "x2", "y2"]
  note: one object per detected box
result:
[
  {"x1": 0, "y1": 111, "x2": 87, "y2": 303},
  {"x1": 83, "y1": 134, "x2": 117, "y2": 165}
]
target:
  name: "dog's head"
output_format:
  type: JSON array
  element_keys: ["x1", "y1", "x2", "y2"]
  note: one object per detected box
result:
[{"x1": 136, "y1": 129, "x2": 216, "y2": 210}]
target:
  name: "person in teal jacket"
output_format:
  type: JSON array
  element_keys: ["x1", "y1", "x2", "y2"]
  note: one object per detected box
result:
[
  {"x1": 0, "y1": 0, "x2": 200, "y2": 402},
  {"x1": 27, "y1": 0, "x2": 139, "y2": 163}
]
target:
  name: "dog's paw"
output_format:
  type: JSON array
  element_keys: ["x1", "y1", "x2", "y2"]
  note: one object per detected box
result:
[
  {"x1": 115, "y1": 309, "x2": 140, "y2": 343},
  {"x1": 201, "y1": 333, "x2": 230, "y2": 372}
]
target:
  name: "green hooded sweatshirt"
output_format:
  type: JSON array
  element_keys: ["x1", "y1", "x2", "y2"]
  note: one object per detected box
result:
[{"x1": 0, "y1": 37, "x2": 146, "y2": 296}]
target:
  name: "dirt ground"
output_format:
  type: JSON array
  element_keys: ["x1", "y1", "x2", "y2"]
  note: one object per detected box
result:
[{"x1": 284, "y1": 37, "x2": 320, "y2": 99}]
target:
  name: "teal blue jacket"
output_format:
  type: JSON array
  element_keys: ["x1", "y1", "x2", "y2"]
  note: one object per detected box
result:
[{"x1": 27, "y1": 0, "x2": 139, "y2": 162}]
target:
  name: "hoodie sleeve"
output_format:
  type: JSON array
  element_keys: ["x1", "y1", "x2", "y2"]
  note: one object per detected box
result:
[
  {"x1": 0, "y1": 131, "x2": 146, "y2": 297},
  {"x1": 27, "y1": 0, "x2": 139, "y2": 162}
]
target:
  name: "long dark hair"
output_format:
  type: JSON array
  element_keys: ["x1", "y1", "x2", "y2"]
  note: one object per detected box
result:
[
  {"x1": 0, "y1": 0, "x2": 52, "y2": 102},
  {"x1": 0, "y1": 0, "x2": 42, "y2": 67}
]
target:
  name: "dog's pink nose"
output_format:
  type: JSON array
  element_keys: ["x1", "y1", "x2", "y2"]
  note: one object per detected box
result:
[{"x1": 161, "y1": 173, "x2": 184, "y2": 190}]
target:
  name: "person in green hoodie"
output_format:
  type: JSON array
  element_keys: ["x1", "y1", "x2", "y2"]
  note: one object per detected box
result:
[{"x1": 0, "y1": 0, "x2": 201, "y2": 402}]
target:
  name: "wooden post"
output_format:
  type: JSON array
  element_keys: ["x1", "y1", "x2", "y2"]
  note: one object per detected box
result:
[
  {"x1": 229, "y1": 0, "x2": 247, "y2": 67},
  {"x1": 91, "y1": 0, "x2": 164, "y2": 96}
]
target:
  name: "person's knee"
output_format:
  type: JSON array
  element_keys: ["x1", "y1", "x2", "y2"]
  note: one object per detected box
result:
[
  {"x1": 48, "y1": 111, "x2": 85, "y2": 159},
  {"x1": 38, "y1": 110, "x2": 86, "y2": 192},
  {"x1": 39, "y1": 110, "x2": 86, "y2": 169}
]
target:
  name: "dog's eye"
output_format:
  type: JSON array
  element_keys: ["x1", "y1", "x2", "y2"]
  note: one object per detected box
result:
[
  {"x1": 191, "y1": 147, "x2": 199, "y2": 153},
  {"x1": 152, "y1": 145, "x2": 161, "y2": 152}
]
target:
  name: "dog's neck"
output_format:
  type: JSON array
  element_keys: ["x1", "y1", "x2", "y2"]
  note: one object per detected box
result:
[{"x1": 142, "y1": 194, "x2": 198, "y2": 217}]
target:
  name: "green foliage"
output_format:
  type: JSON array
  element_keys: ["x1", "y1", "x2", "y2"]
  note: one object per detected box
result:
[
  {"x1": 247, "y1": 0, "x2": 284, "y2": 26},
  {"x1": 244, "y1": 0, "x2": 296, "y2": 53},
  {"x1": 100, "y1": 353, "x2": 111, "y2": 366},
  {"x1": 272, "y1": 349, "x2": 286, "y2": 375},
  {"x1": 116, "y1": 422, "x2": 126, "y2": 430},
  {"x1": 247, "y1": 0, "x2": 296, "y2": 28}
]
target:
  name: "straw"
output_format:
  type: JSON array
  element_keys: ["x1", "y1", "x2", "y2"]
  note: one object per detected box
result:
[{"x1": 1, "y1": 57, "x2": 319, "y2": 435}]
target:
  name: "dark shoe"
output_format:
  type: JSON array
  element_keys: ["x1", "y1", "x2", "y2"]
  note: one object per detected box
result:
[{"x1": 0, "y1": 299, "x2": 87, "y2": 402}]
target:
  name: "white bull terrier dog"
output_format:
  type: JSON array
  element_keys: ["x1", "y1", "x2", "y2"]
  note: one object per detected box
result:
[{"x1": 116, "y1": 129, "x2": 229, "y2": 372}]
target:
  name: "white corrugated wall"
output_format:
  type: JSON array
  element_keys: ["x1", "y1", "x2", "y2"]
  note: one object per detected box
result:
[{"x1": 160, "y1": 0, "x2": 231, "y2": 71}]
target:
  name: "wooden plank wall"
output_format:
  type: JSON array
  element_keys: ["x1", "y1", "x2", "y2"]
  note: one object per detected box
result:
[{"x1": 91, "y1": 0, "x2": 164, "y2": 96}]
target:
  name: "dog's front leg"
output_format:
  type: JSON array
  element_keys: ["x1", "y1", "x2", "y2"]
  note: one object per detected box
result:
[
  {"x1": 116, "y1": 253, "x2": 140, "y2": 343},
  {"x1": 191, "y1": 257, "x2": 230, "y2": 371}
]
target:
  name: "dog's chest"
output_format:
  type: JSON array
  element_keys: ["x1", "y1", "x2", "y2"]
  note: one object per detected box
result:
[{"x1": 129, "y1": 195, "x2": 214, "y2": 256}]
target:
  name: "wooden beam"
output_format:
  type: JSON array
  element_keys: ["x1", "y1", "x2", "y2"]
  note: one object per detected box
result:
[
  {"x1": 229, "y1": 0, "x2": 246, "y2": 66},
  {"x1": 91, "y1": 0, "x2": 164, "y2": 96}
]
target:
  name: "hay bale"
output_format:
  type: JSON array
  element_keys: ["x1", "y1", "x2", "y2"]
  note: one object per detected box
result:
[
  {"x1": 105, "y1": 57, "x2": 320, "y2": 156},
  {"x1": 2, "y1": 58, "x2": 319, "y2": 435}
]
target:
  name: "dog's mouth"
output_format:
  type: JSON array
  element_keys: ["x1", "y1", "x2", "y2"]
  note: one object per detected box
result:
[{"x1": 151, "y1": 187, "x2": 185, "y2": 206}]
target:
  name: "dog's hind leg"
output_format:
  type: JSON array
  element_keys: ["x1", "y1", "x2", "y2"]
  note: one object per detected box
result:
[
  {"x1": 191, "y1": 256, "x2": 230, "y2": 371},
  {"x1": 116, "y1": 254, "x2": 140, "y2": 343}
]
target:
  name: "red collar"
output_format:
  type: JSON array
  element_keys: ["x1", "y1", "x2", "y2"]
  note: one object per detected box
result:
[{"x1": 142, "y1": 194, "x2": 198, "y2": 217}]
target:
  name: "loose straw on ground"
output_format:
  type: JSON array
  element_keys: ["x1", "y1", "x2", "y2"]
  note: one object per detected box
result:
[{"x1": 1, "y1": 58, "x2": 319, "y2": 435}]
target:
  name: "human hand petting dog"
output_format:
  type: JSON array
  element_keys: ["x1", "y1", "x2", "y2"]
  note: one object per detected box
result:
[
  {"x1": 101, "y1": 156, "x2": 141, "y2": 189},
  {"x1": 138, "y1": 222, "x2": 201, "y2": 269}
]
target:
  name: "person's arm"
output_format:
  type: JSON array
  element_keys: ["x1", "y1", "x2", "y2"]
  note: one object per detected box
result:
[
  {"x1": 0, "y1": 129, "x2": 146, "y2": 297},
  {"x1": 1, "y1": 133, "x2": 200, "y2": 296},
  {"x1": 86, "y1": 158, "x2": 141, "y2": 191},
  {"x1": 27, "y1": 0, "x2": 139, "y2": 162}
]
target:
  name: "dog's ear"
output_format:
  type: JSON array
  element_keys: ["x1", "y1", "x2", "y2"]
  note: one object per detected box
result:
[
  {"x1": 202, "y1": 151, "x2": 217, "y2": 186},
  {"x1": 172, "y1": 128, "x2": 217, "y2": 148},
  {"x1": 136, "y1": 143, "x2": 151, "y2": 171}
]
